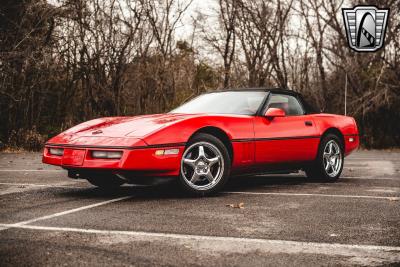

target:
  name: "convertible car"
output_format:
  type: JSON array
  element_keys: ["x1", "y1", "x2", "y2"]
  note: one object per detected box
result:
[{"x1": 43, "y1": 88, "x2": 359, "y2": 195}]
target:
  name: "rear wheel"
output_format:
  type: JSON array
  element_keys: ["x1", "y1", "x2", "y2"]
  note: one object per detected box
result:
[
  {"x1": 179, "y1": 133, "x2": 231, "y2": 196},
  {"x1": 305, "y1": 134, "x2": 343, "y2": 181},
  {"x1": 87, "y1": 175, "x2": 125, "y2": 188}
]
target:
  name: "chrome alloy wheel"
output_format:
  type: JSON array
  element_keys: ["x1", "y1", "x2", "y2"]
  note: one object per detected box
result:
[
  {"x1": 323, "y1": 140, "x2": 343, "y2": 177},
  {"x1": 181, "y1": 142, "x2": 224, "y2": 190}
]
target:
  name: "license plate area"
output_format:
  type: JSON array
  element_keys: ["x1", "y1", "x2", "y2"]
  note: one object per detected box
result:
[{"x1": 62, "y1": 149, "x2": 86, "y2": 166}]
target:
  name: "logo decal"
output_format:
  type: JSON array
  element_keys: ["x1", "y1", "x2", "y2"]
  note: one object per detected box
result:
[{"x1": 342, "y1": 5, "x2": 389, "y2": 52}]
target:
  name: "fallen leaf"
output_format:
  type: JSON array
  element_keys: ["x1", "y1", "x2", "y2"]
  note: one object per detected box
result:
[{"x1": 226, "y1": 202, "x2": 244, "y2": 209}]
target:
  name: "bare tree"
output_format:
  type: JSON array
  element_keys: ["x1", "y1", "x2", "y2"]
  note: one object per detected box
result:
[
  {"x1": 235, "y1": 0, "x2": 292, "y2": 88},
  {"x1": 139, "y1": 0, "x2": 193, "y2": 109},
  {"x1": 202, "y1": 0, "x2": 237, "y2": 88},
  {"x1": 297, "y1": 0, "x2": 330, "y2": 110},
  {"x1": 1, "y1": 0, "x2": 400, "y2": 149}
]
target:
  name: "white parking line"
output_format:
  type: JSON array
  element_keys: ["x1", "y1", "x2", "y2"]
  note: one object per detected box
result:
[
  {"x1": 0, "y1": 196, "x2": 132, "y2": 231},
  {"x1": 255, "y1": 174, "x2": 398, "y2": 180},
  {"x1": 346, "y1": 158, "x2": 400, "y2": 161},
  {"x1": 344, "y1": 166, "x2": 399, "y2": 170},
  {"x1": 0, "y1": 184, "x2": 82, "y2": 196},
  {"x1": 0, "y1": 169, "x2": 63, "y2": 172},
  {"x1": 0, "y1": 182, "x2": 81, "y2": 188},
  {"x1": 0, "y1": 224, "x2": 399, "y2": 264},
  {"x1": 0, "y1": 182, "x2": 145, "y2": 188},
  {"x1": 224, "y1": 191, "x2": 399, "y2": 200},
  {"x1": 342, "y1": 177, "x2": 398, "y2": 180}
]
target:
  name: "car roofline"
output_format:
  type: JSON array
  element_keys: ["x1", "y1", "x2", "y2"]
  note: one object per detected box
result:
[
  {"x1": 214, "y1": 88, "x2": 306, "y2": 116},
  {"x1": 172, "y1": 87, "x2": 307, "y2": 116},
  {"x1": 214, "y1": 87, "x2": 300, "y2": 96}
]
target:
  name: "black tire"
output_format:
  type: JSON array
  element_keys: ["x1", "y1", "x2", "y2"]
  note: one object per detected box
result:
[
  {"x1": 87, "y1": 175, "x2": 125, "y2": 189},
  {"x1": 179, "y1": 133, "x2": 231, "y2": 196},
  {"x1": 305, "y1": 133, "x2": 344, "y2": 182}
]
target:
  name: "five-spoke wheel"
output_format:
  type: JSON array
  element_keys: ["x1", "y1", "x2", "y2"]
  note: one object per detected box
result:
[
  {"x1": 305, "y1": 134, "x2": 344, "y2": 181},
  {"x1": 323, "y1": 140, "x2": 343, "y2": 178},
  {"x1": 179, "y1": 133, "x2": 231, "y2": 196}
]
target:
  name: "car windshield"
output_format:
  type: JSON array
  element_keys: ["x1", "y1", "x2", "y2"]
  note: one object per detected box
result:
[{"x1": 170, "y1": 91, "x2": 266, "y2": 115}]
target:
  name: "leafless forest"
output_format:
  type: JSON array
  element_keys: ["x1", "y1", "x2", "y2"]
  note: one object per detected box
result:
[{"x1": 0, "y1": 0, "x2": 399, "y2": 150}]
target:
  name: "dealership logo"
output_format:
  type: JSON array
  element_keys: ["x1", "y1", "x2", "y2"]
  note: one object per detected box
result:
[{"x1": 342, "y1": 5, "x2": 389, "y2": 52}]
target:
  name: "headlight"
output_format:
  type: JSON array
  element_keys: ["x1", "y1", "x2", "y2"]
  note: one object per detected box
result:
[
  {"x1": 91, "y1": 151, "x2": 122, "y2": 159},
  {"x1": 49, "y1": 148, "x2": 64, "y2": 156}
]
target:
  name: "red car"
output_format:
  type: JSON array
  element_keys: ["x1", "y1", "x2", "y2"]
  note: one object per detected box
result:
[{"x1": 43, "y1": 89, "x2": 359, "y2": 195}]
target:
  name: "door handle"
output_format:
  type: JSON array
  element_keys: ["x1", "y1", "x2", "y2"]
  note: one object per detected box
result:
[{"x1": 305, "y1": 121, "x2": 313, "y2": 126}]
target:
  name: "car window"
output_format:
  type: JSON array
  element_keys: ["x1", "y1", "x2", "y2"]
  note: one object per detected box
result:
[
  {"x1": 266, "y1": 94, "x2": 305, "y2": 116},
  {"x1": 170, "y1": 91, "x2": 266, "y2": 115}
]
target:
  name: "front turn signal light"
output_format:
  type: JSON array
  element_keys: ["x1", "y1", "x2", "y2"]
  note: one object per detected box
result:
[{"x1": 155, "y1": 148, "x2": 179, "y2": 156}]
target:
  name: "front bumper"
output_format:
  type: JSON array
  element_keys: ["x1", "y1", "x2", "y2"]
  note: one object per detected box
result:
[{"x1": 42, "y1": 144, "x2": 185, "y2": 177}]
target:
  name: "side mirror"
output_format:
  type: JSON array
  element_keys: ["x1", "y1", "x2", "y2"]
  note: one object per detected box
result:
[{"x1": 264, "y1": 108, "x2": 286, "y2": 119}]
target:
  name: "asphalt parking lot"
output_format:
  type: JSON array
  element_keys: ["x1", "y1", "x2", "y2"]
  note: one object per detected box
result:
[{"x1": 0, "y1": 150, "x2": 399, "y2": 266}]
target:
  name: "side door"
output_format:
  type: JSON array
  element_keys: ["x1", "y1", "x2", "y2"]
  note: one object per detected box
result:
[{"x1": 254, "y1": 93, "x2": 320, "y2": 165}]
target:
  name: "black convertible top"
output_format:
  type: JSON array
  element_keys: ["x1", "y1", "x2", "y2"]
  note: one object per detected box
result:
[
  {"x1": 217, "y1": 87, "x2": 300, "y2": 96},
  {"x1": 216, "y1": 87, "x2": 318, "y2": 114}
]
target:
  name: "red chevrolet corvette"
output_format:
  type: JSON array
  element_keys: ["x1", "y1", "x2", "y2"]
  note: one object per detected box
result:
[{"x1": 43, "y1": 88, "x2": 359, "y2": 195}]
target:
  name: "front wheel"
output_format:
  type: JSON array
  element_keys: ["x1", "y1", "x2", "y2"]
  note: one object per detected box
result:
[
  {"x1": 305, "y1": 134, "x2": 344, "y2": 181},
  {"x1": 179, "y1": 133, "x2": 231, "y2": 196}
]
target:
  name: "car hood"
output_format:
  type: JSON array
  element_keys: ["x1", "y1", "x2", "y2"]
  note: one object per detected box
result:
[
  {"x1": 69, "y1": 113, "x2": 199, "y2": 138},
  {"x1": 47, "y1": 113, "x2": 199, "y2": 146}
]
